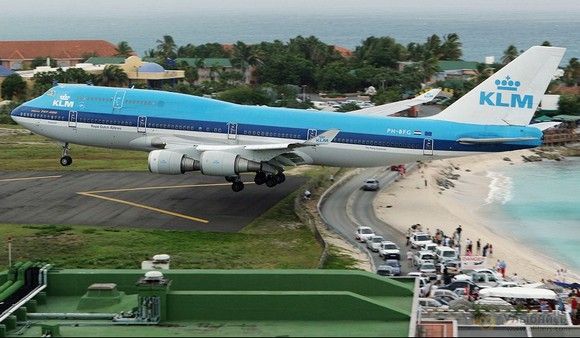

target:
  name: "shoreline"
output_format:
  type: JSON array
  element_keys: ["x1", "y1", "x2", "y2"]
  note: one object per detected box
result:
[{"x1": 374, "y1": 149, "x2": 579, "y2": 282}]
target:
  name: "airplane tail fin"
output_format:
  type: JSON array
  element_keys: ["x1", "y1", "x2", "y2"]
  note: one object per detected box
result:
[{"x1": 429, "y1": 46, "x2": 565, "y2": 126}]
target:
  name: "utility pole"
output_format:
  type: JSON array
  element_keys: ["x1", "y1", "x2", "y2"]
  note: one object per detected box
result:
[
  {"x1": 302, "y1": 85, "x2": 307, "y2": 102},
  {"x1": 7, "y1": 237, "x2": 12, "y2": 267}
]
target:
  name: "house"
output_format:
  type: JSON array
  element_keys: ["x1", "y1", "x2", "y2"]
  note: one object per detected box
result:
[
  {"x1": 435, "y1": 60, "x2": 479, "y2": 81},
  {"x1": 0, "y1": 40, "x2": 119, "y2": 70}
]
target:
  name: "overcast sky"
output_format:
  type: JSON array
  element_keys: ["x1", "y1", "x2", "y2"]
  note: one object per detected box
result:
[{"x1": 2, "y1": 0, "x2": 579, "y2": 16}]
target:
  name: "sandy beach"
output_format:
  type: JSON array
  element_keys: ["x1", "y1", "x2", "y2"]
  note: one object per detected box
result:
[{"x1": 374, "y1": 149, "x2": 579, "y2": 282}]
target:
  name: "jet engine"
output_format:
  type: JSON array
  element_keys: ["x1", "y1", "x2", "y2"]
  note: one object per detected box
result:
[{"x1": 148, "y1": 150, "x2": 277, "y2": 176}]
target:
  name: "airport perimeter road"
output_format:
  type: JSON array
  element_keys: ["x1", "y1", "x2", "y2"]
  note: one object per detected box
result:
[
  {"x1": 0, "y1": 171, "x2": 304, "y2": 232},
  {"x1": 319, "y1": 167, "x2": 413, "y2": 273}
]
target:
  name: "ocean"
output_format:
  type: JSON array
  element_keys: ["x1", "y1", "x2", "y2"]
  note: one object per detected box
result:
[
  {"x1": 483, "y1": 157, "x2": 580, "y2": 274},
  {"x1": 0, "y1": 0, "x2": 579, "y2": 63}
]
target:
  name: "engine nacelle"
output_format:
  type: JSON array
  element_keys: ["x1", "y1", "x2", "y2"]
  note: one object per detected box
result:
[
  {"x1": 148, "y1": 150, "x2": 199, "y2": 175},
  {"x1": 200, "y1": 151, "x2": 277, "y2": 176}
]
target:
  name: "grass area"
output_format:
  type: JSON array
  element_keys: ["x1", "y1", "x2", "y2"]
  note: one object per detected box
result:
[
  {"x1": 322, "y1": 245, "x2": 360, "y2": 269},
  {"x1": 0, "y1": 183, "x2": 321, "y2": 270},
  {"x1": 0, "y1": 124, "x2": 147, "y2": 171}
]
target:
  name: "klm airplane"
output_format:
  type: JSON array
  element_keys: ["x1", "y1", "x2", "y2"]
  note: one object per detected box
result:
[{"x1": 11, "y1": 46, "x2": 565, "y2": 192}]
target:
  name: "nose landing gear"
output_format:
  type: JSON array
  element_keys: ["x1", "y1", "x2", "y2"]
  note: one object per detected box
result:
[{"x1": 60, "y1": 143, "x2": 72, "y2": 166}]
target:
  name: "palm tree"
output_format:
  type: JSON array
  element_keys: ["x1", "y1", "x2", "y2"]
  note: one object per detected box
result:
[
  {"x1": 115, "y1": 41, "x2": 134, "y2": 57},
  {"x1": 563, "y1": 57, "x2": 579, "y2": 86},
  {"x1": 156, "y1": 35, "x2": 177, "y2": 60},
  {"x1": 440, "y1": 33, "x2": 462, "y2": 60},
  {"x1": 232, "y1": 41, "x2": 263, "y2": 83},
  {"x1": 502, "y1": 45, "x2": 519, "y2": 65},
  {"x1": 97, "y1": 65, "x2": 129, "y2": 87}
]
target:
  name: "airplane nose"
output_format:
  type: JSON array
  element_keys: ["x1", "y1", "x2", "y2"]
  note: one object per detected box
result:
[{"x1": 10, "y1": 104, "x2": 24, "y2": 121}]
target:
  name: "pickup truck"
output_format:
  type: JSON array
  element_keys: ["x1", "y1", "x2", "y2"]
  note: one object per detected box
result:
[{"x1": 378, "y1": 241, "x2": 401, "y2": 260}]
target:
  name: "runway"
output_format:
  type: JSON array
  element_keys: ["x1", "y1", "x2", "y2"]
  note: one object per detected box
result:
[{"x1": 0, "y1": 171, "x2": 305, "y2": 232}]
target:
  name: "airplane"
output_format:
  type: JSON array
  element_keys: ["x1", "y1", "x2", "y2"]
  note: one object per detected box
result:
[{"x1": 10, "y1": 46, "x2": 565, "y2": 192}]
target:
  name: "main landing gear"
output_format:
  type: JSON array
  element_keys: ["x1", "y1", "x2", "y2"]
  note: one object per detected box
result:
[
  {"x1": 225, "y1": 171, "x2": 286, "y2": 192},
  {"x1": 60, "y1": 143, "x2": 73, "y2": 166}
]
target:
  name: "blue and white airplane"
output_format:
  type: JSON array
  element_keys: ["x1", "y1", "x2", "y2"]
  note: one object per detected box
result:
[{"x1": 11, "y1": 46, "x2": 565, "y2": 192}]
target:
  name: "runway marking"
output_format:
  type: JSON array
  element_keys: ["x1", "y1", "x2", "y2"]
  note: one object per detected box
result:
[
  {"x1": 77, "y1": 181, "x2": 254, "y2": 224},
  {"x1": 77, "y1": 192, "x2": 210, "y2": 224},
  {"x1": 0, "y1": 175, "x2": 62, "y2": 183},
  {"x1": 82, "y1": 182, "x2": 235, "y2": 194}
]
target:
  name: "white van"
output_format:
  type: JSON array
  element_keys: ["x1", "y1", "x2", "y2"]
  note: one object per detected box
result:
[{"x1": 435, "y1": 246, "x2": 458, "y2": 263}]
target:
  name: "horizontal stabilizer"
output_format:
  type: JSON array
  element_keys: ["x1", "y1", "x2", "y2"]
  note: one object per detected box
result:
[
  {"x1": 529, "y1": 122, "x2": 562, "y2": 131},
  {"x1": 457, "y1": 137, "x2": 537, "y2": 144}
]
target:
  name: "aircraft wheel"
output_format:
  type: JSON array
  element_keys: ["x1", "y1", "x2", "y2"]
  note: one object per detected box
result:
[
  {"x1": 275, "y1": 172, "x2": 286, "y2": 184},
  {"x1": 60, "y1": 156, "x2": 73, "y2": 166},
  {"x1": 265, "y1": 177, "x2": 278, "y2": 188},
  {"x1": 232, "y1": 181, "x2": 244, "y2": 192},
  {"x1": 254, "y1": 172, "x2": 267, "y2": 185}
]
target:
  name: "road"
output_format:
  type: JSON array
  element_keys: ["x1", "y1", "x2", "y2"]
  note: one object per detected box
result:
[{"x1": 319, "y1": 166, "x2": 414, "y2": 273}]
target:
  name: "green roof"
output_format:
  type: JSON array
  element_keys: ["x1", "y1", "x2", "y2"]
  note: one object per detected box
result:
[
  {"x1": 143, "y1": 57, "x2": 232, "y2": 68},
  {"x1": 534, "y1": 115, "x2": 553, "y2": 122},
  {"x1": 551, "y1": 115, "x2": 580, "y2": 122},
  {"x1": 85, "y1": 56, "x2": 126, "y2": 65},
  {"x1": 438, "y1": 60, "x2": 479, "y2": 71}
]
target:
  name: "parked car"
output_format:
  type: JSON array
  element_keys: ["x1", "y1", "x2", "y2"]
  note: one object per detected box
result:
[
  {"x1": 376, "y1": 265, "x2": 394, "y2": 276},
  {"x1": 438, "y1": 280, "x2": 479, "y2": 292},
  {"x1": 413, "y1": 251, "x2": 436, "y2": 267},
  {"x1": 378, "y1": 241, "x2": 401, "y2": 260},
  {"x1": 383, "y1": 259, "x2": 402, "y2": 276},
  {"x1": 429, "y1": 289, "x2": 461, "y2": 301},
  {"x1": 410, "y1": 233, "x2": 432, "y2": 249},
  {"x1": 435, "y1": 246, "x2": 458, "y2": 263},
  {"x1": 435, "y1": 260, "x2": 461, "y2": 275},
  {"x1": 362, "y1": 178, "x2": 380, "y2": 191},
  {"x1": 419, "y1": 242, "x2": 437, "y2": 253},
  {"x1": 355, "y1": 226, "x2": 374, "y2": 242},
  {"x1": 419, "y1": 262, "x2": 437, "y2": 278},
  {"x1": 418, "y1": 298, "x2": 448, "y2": 309},
  {"x1": 366, "y1": 235, "x2": 384, "y2": 252}
]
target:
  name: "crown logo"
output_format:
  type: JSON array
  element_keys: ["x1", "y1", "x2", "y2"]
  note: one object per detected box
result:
[
  {"x1": 494, "y1": 76, "x2": 520, "y2": 91},
  {"x1": 60, "y1": 93, "x2": 70, "y2": 101}
]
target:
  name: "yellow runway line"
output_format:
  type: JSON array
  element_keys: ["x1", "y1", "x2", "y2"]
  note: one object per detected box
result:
[
  {"x1": 83, "y1": 182, "x2": 236, "y2": 194},
  {"x1": 77, "y1": 192, "x2": 210, "y2": 224},
  {"x1": 0, "y1": 175, "x2": 62, "y2": 183}
]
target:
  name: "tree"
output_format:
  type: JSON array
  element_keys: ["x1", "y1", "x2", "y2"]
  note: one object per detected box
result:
[
  {"x1": 337, "y1": 102, "x2": 361, "y2": 112},
  {"x1": 502, "y1": 45, "x2": 519, "y2": 65},
  {"x1": 217, "y1": 86, "x2": 269, "y2": 105},
  {"x1": 232, "y1": 41, "x2": 263, "y2": 83},
  {"x1": 1, "y1": 74, "x2": 27, "y2": 100},
  {"x1": 440, "y1": 33, "x2": 462, "y2": 60},
  {"x1": 558, "y1": 94, "x2": 580, "y2": 116},
  {"x1": 563, "y1": 57, "x2": 579, "y2": 86},
  {"x1": 155, "y1": 35, "x2": 177, "y2": 59},
  {"x1": 425, "y1": 34, "x2": 442, "y2": 58},
  {"x1": 355, "y1": 36, "x2": 407, "y2": 68},
  {"x1": 97, "y1": 65, "x2": 128, "y2": 87},
  {"x1": 316, "y1": 61, "x2": 358, "y2": 92},
  {"x1": 115, "y1": 41, "x2": 134, "y2": 57}
]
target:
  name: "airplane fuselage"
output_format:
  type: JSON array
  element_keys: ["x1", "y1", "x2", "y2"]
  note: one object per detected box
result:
[{"x1": 11, "y1": 84, "x2": 542, "y2": 169}]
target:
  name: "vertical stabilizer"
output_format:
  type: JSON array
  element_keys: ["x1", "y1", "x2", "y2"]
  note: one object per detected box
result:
[{"x1": 430, "y1": 46, "x2": 565, "y2": 126}]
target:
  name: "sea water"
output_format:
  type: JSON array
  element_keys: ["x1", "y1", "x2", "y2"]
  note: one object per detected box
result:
[
  {"x1": 484, "y1": 157, "x2": 580, "y2": 273},
  {"x1": 0, "y1": 0, "x2": 578, "y2": 62}
]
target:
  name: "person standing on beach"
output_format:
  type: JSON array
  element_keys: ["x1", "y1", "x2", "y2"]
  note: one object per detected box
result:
[
  {"x1": 456, "y1": 225, "x2": 462, "y2": 240},
  {"x1": 488, "y1": 244, "x2": 493, "y2": 256},
  {"x1": 476, "y1": 239, "x2": 481, "y2": 254},
  {"x1": 499, "y1": 260, "x2": 507, "y2": 278},
  {"x1": 482, "y1": 243, "x2": 488, "y2": 257}
]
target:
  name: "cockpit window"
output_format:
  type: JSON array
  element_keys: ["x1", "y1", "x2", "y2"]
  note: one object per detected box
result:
[{"x1": 44, "y1": 88, "x2": 56, "y2": 97}]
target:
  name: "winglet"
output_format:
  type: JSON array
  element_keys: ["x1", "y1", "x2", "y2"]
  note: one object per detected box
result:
[
  {"x1": 303, "y1": 129, "x2": 340, "y2": 146},
  {"x1": 416, "y1": 88, "x2": 442, "y2": 103}
]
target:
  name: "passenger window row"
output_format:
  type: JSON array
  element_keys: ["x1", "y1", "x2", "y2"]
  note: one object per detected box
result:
[
  {"x1": 242, "y1": 130, "x2": 301, "y2": 139},
  {"x1": 21, "y1": 112, "x2": 65, "y2": 121}
]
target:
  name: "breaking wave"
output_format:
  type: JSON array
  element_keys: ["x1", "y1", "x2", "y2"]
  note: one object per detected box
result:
[{"x1": 485, "y1": 171, "x2": 513, "y2": 205}]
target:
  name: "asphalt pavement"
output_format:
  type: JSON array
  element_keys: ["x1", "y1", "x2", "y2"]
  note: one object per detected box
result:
[
  {"x1": 319, "y1": 166, "x2": 415, "y2": 273},
  {"x1": 0, "y1": 171, "x2": 304, "y2": 232}
]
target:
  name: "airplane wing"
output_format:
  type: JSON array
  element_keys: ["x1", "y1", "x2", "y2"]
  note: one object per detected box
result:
[
  {"x1": 157, "y1": 129, "x2": 340, "y2": 166},
  {"x1": 348, "y1": 88, "x2": 441, "y2": 117}
]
